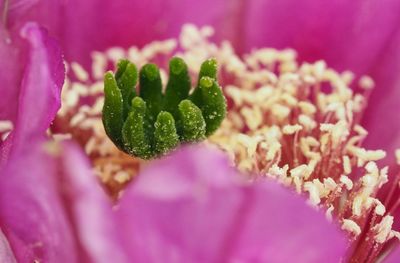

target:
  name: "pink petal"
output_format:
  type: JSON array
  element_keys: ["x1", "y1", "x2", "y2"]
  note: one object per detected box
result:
[
  {"x1": 0, "y1": 22, "x2": 64, "y2": 165},
  {"x1": 0, "y1": 141, "x2": 78, "y2": 262},
  {"x1": 362, "y1": 29, "x2": 400, "y2": 165},
  {"x1": 384, "y1": 246, "x2": 400, "y2": 263},
  {"x1": 117, "y1": 145, "x2": 348, "y2": 262},
  {"x1": 7, "y1": 0, "x2": 243, "y2": 68},
  {"x1": 15, "y1": 23, "x2": 64, "y2": 141},
  {"x1": 60, "y1": 143, "x2": 128, "y2": 263},
  {"x1": 0, "y1": 26, "x2": 22, "y2": 122},
  {"x1": 244, "y1": 1, "x2": 400, "y2": 74},
  {"x1": 0, "y1": 139, "x2": 127, "y2": 263}
]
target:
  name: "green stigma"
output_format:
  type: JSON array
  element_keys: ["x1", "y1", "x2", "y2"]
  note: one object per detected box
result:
[{"x1": 102, "y1": 57, "x2": 226, "y2": 159}]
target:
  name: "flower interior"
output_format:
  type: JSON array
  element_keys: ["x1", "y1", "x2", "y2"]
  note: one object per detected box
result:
[
  {"x1": 102, "y1": 57, "x2": 226, "y2": 159},
  {"x1": 37, "y1": 24, "x2": 400, "y2": 262}
]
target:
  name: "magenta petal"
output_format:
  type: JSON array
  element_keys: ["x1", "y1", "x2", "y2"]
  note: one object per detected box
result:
[
  {"x1": 15, "y1": 23, "x2": 64, "y2": 141},
  {"x1": 244, "y1": 1, "x2": 400, "y2": 75},
  {"x1": 7, "y1": 0, "x2": 240, "y2": 68},
  {"x1": 117, "y1": 145, "x2": 347, "y2": 262},
  {"x1": 0, "y1": 22, "x2": 64, "y2": 165},
  {"x1": 0, "y1": 26, "x2": 22, "y2": 122},
  {"x1": 0, "y1": 140, "x2": 127, "y2": 263},
  {"x1": 362, "y1": 31, "x2": 400, "y2": 164},
  {"x1": 0, "y1": 228, "x2": 17, "y2": 263},
  {"x1": 60, "y1": 143, "x2": 128, "y2": 263},
  {"x1": 384, "y1": 247, "x2": 400, "y2": 263},
  {"x1": 0, "y1": 141, "x2": 78, "y2": 262}
]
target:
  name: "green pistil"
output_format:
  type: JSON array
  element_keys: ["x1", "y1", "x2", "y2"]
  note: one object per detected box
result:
[
  {"x1": 102, "y1": 57, "x2": 226, "y2": 159},
  {"x1": 164, "y1": 57, "x2": 191, "y2": 119},
  {"x1": 102, "y1": 72, "x2": 124, "y2": 149}
]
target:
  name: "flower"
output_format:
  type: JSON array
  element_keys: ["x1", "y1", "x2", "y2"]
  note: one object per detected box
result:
[
  {"x1": 0, "y1": 141, "x2": 347, "y2": 262},
  {"x1": 4, "y1": 1, "x2": 400, "y2": 160},
  {"x1": 49, "y1": 24, "x2": 400, "y2": 261},
  {"x1": 2, "y1": 1, "x2": 400, "y2": 262}
]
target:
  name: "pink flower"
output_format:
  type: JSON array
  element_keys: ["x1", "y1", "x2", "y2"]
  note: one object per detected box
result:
[
  {"x1": 4, "y1": 1, "x2": 400, "y2": 160},
  {"x1": 1, "y1": 1, "x2": 400, "y2": 262}
]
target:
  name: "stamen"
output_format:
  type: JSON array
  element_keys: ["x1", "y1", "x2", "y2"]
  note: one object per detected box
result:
[
  {"x1": 395, "y1": 149, "x2": 400, "y2": 165},
  {"x1": 0, "y1": 120, "x2": 13, "y2": 141},
  {"x1": 342, "y1": 219, "x2": 362, "y2": 236}
]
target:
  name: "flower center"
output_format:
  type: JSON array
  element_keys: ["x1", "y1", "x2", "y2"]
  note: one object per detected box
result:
[
  {"x1": 51, "y1": 24, "x2": 400, "y2": 261},
  {"x1": 102, "y1": 57, "x2": 226, "y2": 159}
]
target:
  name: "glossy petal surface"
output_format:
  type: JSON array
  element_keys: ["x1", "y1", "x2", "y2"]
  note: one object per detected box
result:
[
  {"x1": 0, "y1": 140, "x2": 126, "y2": 263},
  {"x1": 117, "y1": 145, "x2": 347, "y2": 262},
  {"x1": 0, "y1": 23, "x2": 64, "y2": 166}
]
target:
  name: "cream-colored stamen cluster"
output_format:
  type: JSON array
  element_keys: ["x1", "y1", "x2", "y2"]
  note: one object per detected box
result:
[
  {"x1": 53, "y1": 24, "x2": 399, "y2": 260},
  {"x1": 0, "y1": 120, "x2": 13, "y2": 142}
]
